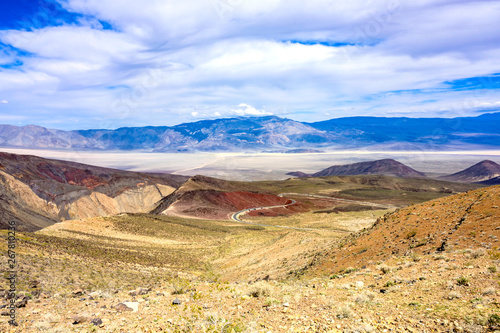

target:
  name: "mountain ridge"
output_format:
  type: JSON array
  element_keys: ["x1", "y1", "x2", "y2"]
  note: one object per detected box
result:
[{"x1": 1, "y1": 112, "x2": 500, "y2": 151}]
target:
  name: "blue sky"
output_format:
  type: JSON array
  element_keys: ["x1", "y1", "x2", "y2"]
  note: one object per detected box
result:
[{"x1": 0, "y1": 0, "x2": 500, "y2": 130}]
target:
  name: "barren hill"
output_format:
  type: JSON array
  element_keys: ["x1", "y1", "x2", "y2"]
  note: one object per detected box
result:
[
  {"x1": 0, "y1": 152, "x2": 188, "y2": 228},
  {"x1": 439, "y1": 160, "x2": 500, "y2": 183},
  {"x1": 0, "y1": 152, "x2": 187, "y2": 199},
  {"x1": 312, "y1": 159, "x2": 426, "y2": 178},
  {"x1": 310, "y1": 185, "x2": 500, "y2": 275},
  {"x1": 0, "y1": 171, "x2": 59, "y2": 231},
  {"x1": 151, "y1": 175, "x2": 291, "y2": 219},
  {"x1": 288, "y1": 159, "x2": 426, "y2": 179}
]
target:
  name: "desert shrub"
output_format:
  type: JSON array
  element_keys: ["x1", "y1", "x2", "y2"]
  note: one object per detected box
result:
[
  {"x1": 488, "y1": 266, "x2": 497, "y2": 273},
  {"x1": 378, "y1": 265, "x2": 391, "y2": 274},
  {"x1": 344, "y1": 267, "x2": 356, "y2": 274},
  {"x1": 263, "y1": 297, "x2": 279, "y2": 307},
  {"x1": 410, "y1": 253, "x2": 421, "y2": 262},
  {"x1": 408, "y1": 301, "x2": 420, "y2": 307},
  {"x1": 384, "y1": 280, "x2": 396, "y2": 288},
  {"x1": 488, "y1": 249, "x2": 500, "y2": 260},
  {"x1": 488, "y1": 314, "x2": 500, "y2": 326},
  {"x1": 471, "y1": 249, "x2": 486, "y2": 259},
  {"x1": 191, "y1": 291, "x2": 203, "y2": 300},
  {"x1": 354, "y1": 291, "x2": 375, "y2": 304},
  {"x1": 457, "y1": 276, "x2": 470, "y2": 286},
  {"x1": 248, "y1": 284, "x2": 271, "y2": 298},
  {"x1": 405, "y1": 230, "x2": 417, "y2": 239},
  {"x1": 221, "y1": 321, "x2": 245, "y2": 332},
  {"x1": 171, "y1": 277, "x2": 191, "y2": 295},
  {"x1": 336, "y1": 305, "x2": 352, "y2": 319}
]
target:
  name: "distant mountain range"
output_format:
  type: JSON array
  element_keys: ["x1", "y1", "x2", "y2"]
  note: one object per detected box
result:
[
  {"x1": 288, "y1": 159, "x2": 500, "y2": 184},
  {"x1": 1, "y1": 112, "x2": 499, "y2": 152}
]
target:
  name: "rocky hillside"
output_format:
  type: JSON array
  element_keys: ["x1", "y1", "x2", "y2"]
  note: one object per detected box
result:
[
  {"x1": 0, "y1": 152, "x2": 188, "y2": 229},
  {"x1": 61, "y1": 184, "x2": 175, "y2": 220},
  {"x1": 310, "y1": 185, "x2": 500, "y2": 274},
  {"x1": 288, "y1": 159, "x2": 426, "y2": 178},
  {"x1": 439, "y1": 160, "x2": 500, "y2": 183},
  {"x1": 0, "y1": 152, "x2": 186, "y2": 199},
  {"x1": 151, "y1": 175, "x2": 290, "y2": 219},
  {"x1": 0, "y1": 171, "x2": 59, "y2": 231},
  {"x1": 158, "y1": 190, "x2": 290, "y2": 220}
]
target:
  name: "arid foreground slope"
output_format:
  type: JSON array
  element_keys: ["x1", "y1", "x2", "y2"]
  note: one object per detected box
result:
[
  {"x1": 311, "y1": 185, "x2": 500, "y2": 274},
  {"x1": 1, "y1": 186, "x2": 500, "y2": 332}
]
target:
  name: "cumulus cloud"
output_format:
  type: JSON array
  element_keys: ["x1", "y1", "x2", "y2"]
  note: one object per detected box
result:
[
  {"x1": 0, "y1": 0, "x2": 499, "y2": 129},
  {"x1": 232, "y1": 104, "x2": 273, "y2": 116}
]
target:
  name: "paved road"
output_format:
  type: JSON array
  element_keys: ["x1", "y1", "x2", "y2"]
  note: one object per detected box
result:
[
  {"x1": 229, "y1": 195, "x2": 360, "y2": 233},
  {"x1": 231, "y1": 199, "x2": 296, "y2": 223},
  {"x1": 229, "y1": 199, "x2": 320, "y2": 231},
  {"x1": 229, "y1": 192, "x2": 395, "y2": 231}
]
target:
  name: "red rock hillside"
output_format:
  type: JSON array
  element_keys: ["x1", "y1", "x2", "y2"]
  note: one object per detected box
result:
[{"x1": 158, "y1": 189, "x2": 293, "y2": 220}]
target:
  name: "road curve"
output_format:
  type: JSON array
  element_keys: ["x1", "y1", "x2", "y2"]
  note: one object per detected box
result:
[
  {"x1": 231, "y1": 199, "x2": 295, "y2": 222},
  {"x1": 230, "y1": 197, "x2": 351, "y2": 233},
  {"x1": 229, "y1": 192, "x2": 395, "y2": 232}
]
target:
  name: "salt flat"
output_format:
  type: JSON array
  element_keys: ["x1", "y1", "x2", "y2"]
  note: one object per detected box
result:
[{"x1": 2, "y1": 148, "x2": 500, "y2": 181}]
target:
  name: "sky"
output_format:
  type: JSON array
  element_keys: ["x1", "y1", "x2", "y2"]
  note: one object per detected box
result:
[{"x1": 0, "y1": 0, "x2": 500, "y2": 130}]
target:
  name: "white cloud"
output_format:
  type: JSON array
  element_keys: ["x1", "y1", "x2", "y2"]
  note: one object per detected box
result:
[
  {"x1": 0, "y1": 0, "x2": 498, "y2": 128},
  {"x1": 232, "y1": 103, "x2": 273, "y2": 116},
  {"x1": 0, "y1": 26, "x2": 141, "y2": 63},
  {"x1": 1, "y1": 100, "x2": 7, "y2": 104},
  {"x1": 479, "y1": 101, "x2": 500, "y2": 107}
]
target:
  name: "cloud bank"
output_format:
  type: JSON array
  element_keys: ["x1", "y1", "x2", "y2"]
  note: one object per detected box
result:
[{"x1": 0, "y1": 0, "x2": 499, "y2": 129}]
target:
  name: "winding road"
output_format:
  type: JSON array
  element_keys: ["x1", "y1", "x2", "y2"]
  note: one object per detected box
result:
[
  {"x1": 229, "y1": 199, "x2": 319, "y2": 231},
  {"x1": 230, "y1": 192, "x2": 394, "y2": 232}
]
